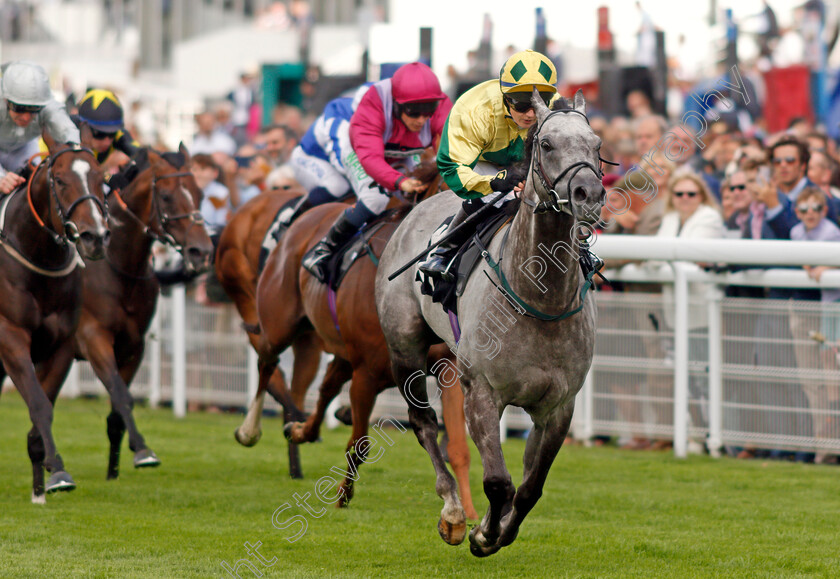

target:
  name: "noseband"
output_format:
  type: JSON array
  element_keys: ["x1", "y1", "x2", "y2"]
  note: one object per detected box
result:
[
  {"x1": 524, "y1": 108, "x2": 617, "y2": 215},
  {"x1": 29, "y1": 145, "x2": 107, "y2": 245}
]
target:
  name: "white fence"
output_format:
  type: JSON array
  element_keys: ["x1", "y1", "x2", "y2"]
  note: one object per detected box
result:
[{"x1": 51, "y1": 236, "x2": 840, "y2": 460}]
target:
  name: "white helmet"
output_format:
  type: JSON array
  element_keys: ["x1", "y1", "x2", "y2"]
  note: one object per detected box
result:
[{"x1": 1, "y1": 61, "x2": 52, "y2": 107}]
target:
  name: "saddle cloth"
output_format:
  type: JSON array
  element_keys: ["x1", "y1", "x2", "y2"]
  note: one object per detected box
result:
[{"x1": 258, "y1": 196, "x2": 301, "y2": 274}]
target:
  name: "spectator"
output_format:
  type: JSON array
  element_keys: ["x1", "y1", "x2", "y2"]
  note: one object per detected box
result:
[
  {"x1": 191, "y1": 153, "x2": 230, "y2": 230},
  {"x1": 722, "y1": 171, "x2": 752, "y2": 235},
  {"x1": 227, "y1": 71, "x2": 257, "y2": 147},
  {"x1": 258, "y1": 123, "x2": 298, "y2": 168},
  {"x1": 789, "y1": 186, "x2": 840, "y2": 464},
  {"x1": 651, "y1": 170, "x2": 724, "y2": 452},
  {"x1": 808, "y1": 150, "x2": 840, "y2": 200},
  {"x1": 765, "y1": 136, "x2": 827, "y2": 217},
  {"x1": 191, "y1": 110, "x2": 236, "y2": 156},
  {"x1": 603, "y1": 155, "x2": 672, "y2": 451},
  {"x1": 632, "y1": 115, "x2": 667, "y2": 165}
]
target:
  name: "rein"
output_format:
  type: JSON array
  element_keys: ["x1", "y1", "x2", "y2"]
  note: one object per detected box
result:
[
  {"x1": 476, "y1": 226, "x2": 596, "y2": 321},
  {"x1": 476, "y1": 106, "x2": 610, "y2": 321},
  {"x1": 0, "y1": 189, "x2": 83, "y2": 276},
  {"x1": 107, "y1": 169, "x2": 204, "y2": 254}
]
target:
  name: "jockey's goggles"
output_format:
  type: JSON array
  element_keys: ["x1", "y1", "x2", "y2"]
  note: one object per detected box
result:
[
  {"x1": 7, "y1": 101, "x2": 44, "y2": 114},
  {"x1": 505, "y1": 91, "x2": 553, "y2": 113},
  {"x1": 90, "y1": 128, "x2": 117, "y2": 140},
  {"x1": 400, "y1": 101, "x2": 438, "y2": 118}
]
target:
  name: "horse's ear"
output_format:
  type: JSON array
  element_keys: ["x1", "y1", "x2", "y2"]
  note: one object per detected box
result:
[
  {"x1": 179, "y1": 142, "x2": 191, "y2": 166},
  {"x1": 79, "y1": 123, "x2": 95, "y2": 150},
  {"x1": 134, "y1": 147, "x2": 149, "y2": 168},
  {"x1": 532, "y1": 87, "x2": 550, "y2": 123},
  {"x1": 43, "y1": 129, "x2": 58, "y2": 153},
  {"x1": 573, "y1": 89, "x2": 586, "y2": 114}
]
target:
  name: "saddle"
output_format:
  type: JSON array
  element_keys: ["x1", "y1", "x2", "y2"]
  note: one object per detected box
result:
[
  {"x1": 417, "y1": 201, "x2": 606, "y2": 318},
  {"x1": 323, "y1": 212, "x2": 397, "y2": 291},
  {"x1": 417, "y1": 201, "x2": 518, "y2": 317},
  {"x1": 259, "y1": 192, "x2": 358, "y2": 274}
]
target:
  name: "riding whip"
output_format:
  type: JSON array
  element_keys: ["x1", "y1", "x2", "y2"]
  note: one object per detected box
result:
[{"x1": 387, "y1": 190, "x2": 508, "y2": 281}]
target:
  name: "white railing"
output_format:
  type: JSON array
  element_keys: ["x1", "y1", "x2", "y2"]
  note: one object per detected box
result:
[{"x1": 53, "y1": 236, "x2": 840, "y2": 461}]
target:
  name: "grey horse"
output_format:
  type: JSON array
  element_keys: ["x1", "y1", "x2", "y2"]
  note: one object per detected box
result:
[{"x1": 375, "y1": 90, "x2": 604, "y2": 556}]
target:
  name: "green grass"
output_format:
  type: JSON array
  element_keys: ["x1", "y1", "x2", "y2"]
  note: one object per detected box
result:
[{"x1": 1, "y1": 392, "x2": 839, "y2": 578}]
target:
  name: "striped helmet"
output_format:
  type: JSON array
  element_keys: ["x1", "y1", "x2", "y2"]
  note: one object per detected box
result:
[{"x1": 78, "y1": 89, "x2": 124, "y2": 133}]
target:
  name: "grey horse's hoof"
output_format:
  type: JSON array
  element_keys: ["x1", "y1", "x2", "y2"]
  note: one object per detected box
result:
[
  {"x1": 134, "y1": 449, "x2": 161, "y2": 468},
  {"x1": 45, "y1": 471, "x2": 76, "y2": 494},
  {"x1": 468, "y1": 527, "x2": 502, "y2": 558},
  {"x1": 234, "y1": 428, "x2": 261, "y2": 447}
]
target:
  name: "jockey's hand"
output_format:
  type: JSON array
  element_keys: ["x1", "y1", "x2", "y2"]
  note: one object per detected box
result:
[
  {"x1": 490, "y1": 165, "x2": 527, "y2": 193},
  {"x1": 399, "y1": 177, "x2": 427, "y2": 194},
  {"x1": 0, "y1": 172, "x2": 25, "y2": 194}
]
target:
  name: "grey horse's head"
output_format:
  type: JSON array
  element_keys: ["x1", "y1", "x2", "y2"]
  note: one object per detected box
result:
[{"x1": 529, "y1": 89, "x2": 605, "y2": 227}]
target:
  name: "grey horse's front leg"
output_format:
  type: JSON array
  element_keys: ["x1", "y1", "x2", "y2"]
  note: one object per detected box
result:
[
  {"x1": 393, "y1": 356, "x2": 466, "y2": 546},
  {"x1": 464, "y1": 379, "x2": 515, "y2": 557},
  {"x1": 497, "y1": 400, "x2": 574, "y2": 550}
]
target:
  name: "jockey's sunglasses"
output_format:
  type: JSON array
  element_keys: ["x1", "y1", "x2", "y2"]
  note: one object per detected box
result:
[
  {"x1": 401, "y1": 101, "x2": 438, "y2": 118},
  {"x1": 90, "y1": 128, "x2": 116, "y2": 140},
  {"x1": 505, "y1": 92, "x2": 553, "y2": 113},
  {"x1": 7, "y1": 101, "x2": 44, "y2": 114}
]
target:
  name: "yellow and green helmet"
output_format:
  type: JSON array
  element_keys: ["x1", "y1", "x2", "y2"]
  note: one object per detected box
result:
[{"x1": 499, "y1": 49, "x2": 557, "y2": 95}]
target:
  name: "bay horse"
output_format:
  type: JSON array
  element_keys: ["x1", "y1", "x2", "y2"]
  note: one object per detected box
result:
[
  {"x1": 375, "y1": 91, "x2": 605, "y2": 555},
  {"x1": 69, "y1": 145, "x2": 213, "y2": 480},
  {"x1": 215, "y1": 184, "x2": 332, "y2": 479},
  {"x1": 250, "y1": 161, "x2": 478, "y2": 520},
  {"x1": 0, "y1": 129, "x2": 109, "y2": 502}
]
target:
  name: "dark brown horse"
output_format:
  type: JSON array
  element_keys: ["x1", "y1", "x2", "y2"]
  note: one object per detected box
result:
[
  {"x1": 214, "y1": 184, "x2": 330, "y2": 479},
  {"x1": 0, "y1": 129, "x2": 109, "y2": 502},
  {"x1": 69, "y1": 146, "x2": 213, "y2": 480},
  {"x1": 250, "y1": 170, "x2": 478, "y2": 520}
]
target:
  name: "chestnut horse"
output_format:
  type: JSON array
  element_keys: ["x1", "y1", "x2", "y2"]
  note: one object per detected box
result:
[
  {"x1": 215, "y1": 184, "x2": 330, "y2": 479},
  {"x1": 69, "y1": 146, "x2": 213, "y2": 480},
  {"x1": 250, "y1": 175, "x2": 478, "y2": 520},
  {"x1": 0, "y1": 130, "x2": 109, "y2": 502}
]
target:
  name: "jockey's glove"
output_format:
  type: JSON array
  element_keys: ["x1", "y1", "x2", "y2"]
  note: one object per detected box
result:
[{"x1": 489, "y1": 164, "x2": 528, "y2": 192}]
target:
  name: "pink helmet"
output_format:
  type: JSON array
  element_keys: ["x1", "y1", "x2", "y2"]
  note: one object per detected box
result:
[{"x1": 391, "y1": 62, "x2": 443, "y2": 104}]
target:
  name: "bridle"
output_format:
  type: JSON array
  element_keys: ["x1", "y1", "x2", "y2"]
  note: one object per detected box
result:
[
  {"x1": 523, "y1": 108, "x2": 617, "y2": 215},
  {"x1": 28, "y1": 145, "x2": 107, "y2": 245},
  {"x1": 109, "y1": 168, "x2": 204, "y2": 254}
]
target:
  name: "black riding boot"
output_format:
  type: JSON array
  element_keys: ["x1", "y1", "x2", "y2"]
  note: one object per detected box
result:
[
  {"x1": 279, "y1": 195, "x2": 315, "y2": 227},
  {"x1": 302, "y1": 212, "x2": 359, "y2": 282},
  {"x1": 417, "y1": 206, "x2": 473, "y2": 282}
]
